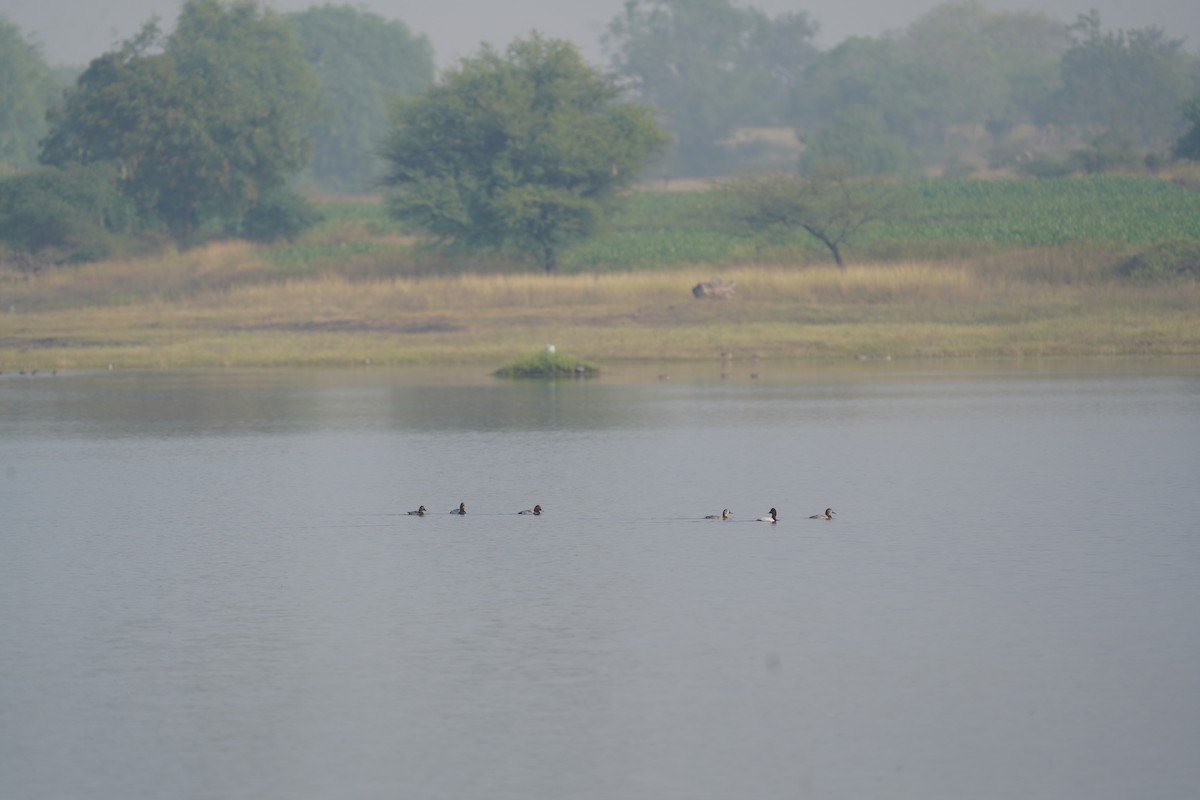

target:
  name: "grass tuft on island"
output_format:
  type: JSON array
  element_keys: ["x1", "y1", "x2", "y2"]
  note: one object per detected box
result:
[{"x1": 494, "y1": 350, "x2": 600, "y2": 379}]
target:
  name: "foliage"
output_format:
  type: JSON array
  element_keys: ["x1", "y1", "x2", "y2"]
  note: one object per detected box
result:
[
  {"x1": 604, "y1": 0, "x2": 818, "y2": 176},
  {"x1": 1175, "y1": 97, "x2": 1200, "y2": 161},
  {"x1": 800, "y1": 107, "x2": 911, "y2": 177},
  {"x1": 1070, "y1": 130, "x2": 1140, "y2": 174},
  {"x1": 1048, "y1": 12, "x2": 1198, "y2": 147},
  {"x1": 0, "y1": 163, "x2": 134, "y2": 261},
  {"x1": 1117, "y1": 240, "x2": 1200, "y2": 281},
  {"x1": 717, "y1": 166, "x2": 910, "y2": 267},
  {"x1": 1013, "y1": 155, "x2": 1075, "y2": 179},
  {"x1": 560, "y1": 175, "x2": 1200, "y2": 271},
  {"x1": 40, "y1": 0, "x2": 319, "y2": 243},
  {"x1": 0, "y1": 19, "x2": 60, "y2": 170},
  {"x1": 289, "y1": 5, "x2": 434, "y2": 193},
  {"x1": 494, "y1": 349, "x2": 599, "y2": 378},
  {"x1": 381, "y1": 34, "x2": 669, "y2": 273},
  {"x1": 239, "y1": 188, "x2": 323, "y2": 242},
  {"x1": 796, "y1": 3, "x2": 1068, "y2": 164}
]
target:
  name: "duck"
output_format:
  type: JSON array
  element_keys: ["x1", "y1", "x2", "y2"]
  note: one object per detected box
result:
[
  {"x1": 705, "y1": 508, "x2": 732, "y2": 520},
  {"x1": 407, "y1": 505, "x2": 427, "y2": 516},
  {"x1": 519, "y1": 504, "x2": 542, "y2": 515},
  {"x1": 451, "y1": 502, "x2": 466, "y2": 515},
  {"x1": 757, "y1": 508, "x2": 778, "y2": 523},
  {"x1": 808, "y1": 508, "x2": 835, "y2": 520}
]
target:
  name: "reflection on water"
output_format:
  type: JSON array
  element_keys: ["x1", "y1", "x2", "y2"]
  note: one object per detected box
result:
[{"x1": 1, "y1": 359, "x2": 1199, "y2": 800}]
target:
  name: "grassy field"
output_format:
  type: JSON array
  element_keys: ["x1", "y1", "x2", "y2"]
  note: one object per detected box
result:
[{"x1": 2, "y1": 175, "x2": 1199, "y2": 371}]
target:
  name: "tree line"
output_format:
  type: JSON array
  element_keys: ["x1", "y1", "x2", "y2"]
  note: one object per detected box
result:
[{"x1": 1, "y1": 0, "x2": 1199, "y2": 269}]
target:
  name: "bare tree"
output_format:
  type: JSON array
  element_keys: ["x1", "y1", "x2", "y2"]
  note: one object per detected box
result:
[{"x1": 720, "y1": 163, "x2": 908, "y2": 267}]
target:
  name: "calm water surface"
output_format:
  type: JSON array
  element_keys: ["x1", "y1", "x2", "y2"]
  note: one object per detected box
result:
[{"x1": 2, "y1": 360, "x2": 1198, "y2": 799}]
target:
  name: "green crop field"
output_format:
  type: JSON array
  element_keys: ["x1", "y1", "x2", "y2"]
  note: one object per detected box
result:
[{"x1": 562, "y1": 176, "x2": 1200, "y2": 270}]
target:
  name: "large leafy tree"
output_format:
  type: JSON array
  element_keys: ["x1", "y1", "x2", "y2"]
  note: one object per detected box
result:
[
  {"x1": 289, "y1": 5, "x2": 434, "y2": 193},
  {"x1": 41, "y1": 0, "x2": 318, "y2": 241},
  {"x1": 605, "y1": 0, "x2": 818, "y2": 176},
  {"x1": 380, "y1": 35, "x2": 669, "y2": 273},
  {"x1": 0, "y1": 18, "x2": 59, "y2": 171}
]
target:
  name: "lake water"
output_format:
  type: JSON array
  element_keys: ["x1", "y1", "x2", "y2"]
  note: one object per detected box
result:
[{"x1": 2, "y1": 359, "x2": 1198, "y2": 800}]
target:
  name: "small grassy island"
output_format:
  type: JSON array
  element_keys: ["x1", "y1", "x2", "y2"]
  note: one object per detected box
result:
[{"x1": 494, "y1": 349, "x2": 600, "y2": 379}]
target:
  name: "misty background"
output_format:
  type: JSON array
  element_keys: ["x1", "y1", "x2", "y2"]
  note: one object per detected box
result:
[
  {"x1": 4, "y1": 0, "x2": 1197, "y2": 68},
  {"x1": 4, "y1": 0, "x2": 1200, "y2": 260}
]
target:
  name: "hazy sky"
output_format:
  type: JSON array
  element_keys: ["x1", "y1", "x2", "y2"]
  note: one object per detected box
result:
[{"x1": 3, "y1": 0, "x2": 1197, "y2": 67}]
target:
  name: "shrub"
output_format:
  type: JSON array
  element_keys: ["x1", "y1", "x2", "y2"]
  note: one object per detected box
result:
[
  {"x1": 1117, "y1": 240, "x2": 1200, "y2": 280},
  {"x1": 1070, "y1": 132, "x2": 1139, "y2": 174},
  {"x1": 1014, "y1": 154, "x2": 1075, "y2": 178},
  {"x1": 240, "y1": 188, "x2": 323, "y2": 242},
  {"x1": 0, "y1": 163, "x2": 133, "y2": 261}
]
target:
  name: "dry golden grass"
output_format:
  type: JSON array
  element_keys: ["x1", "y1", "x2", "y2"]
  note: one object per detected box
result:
[{"x1": 2, "y1": 248, "x2": 1197, "y2": 371}]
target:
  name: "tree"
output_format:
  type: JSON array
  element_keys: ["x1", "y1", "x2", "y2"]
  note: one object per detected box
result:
[
  {"x1": 1048, "y1": 12, "x2": 1198, "y2": 147},
  {"x1": 800, "y1": 107, "x2": 911, "y2": 177},
  {"x1": 380, "y1": 34, "x2": 669, "y2": 273},
  {"x1": 604, "y1": 0, "x2": 818, "y2": 176},
  {"x1": 0, "y1": 19, "x2": 59, "y2": 171},
  {"x1": 289, "y1": 5, "x2": 435, "y2": 193},
  {"x1": 41, "y1": 0, "x2": 318, "y2": 242},
  {"x1": 1175, "y1": 97, "x2": 1200, "y2": 160},
  {"x1": 720, "y1": 165, "x2": 907, "y2": 268},
  {"x1": 794, "y1": 3, "x2": 1067, "y2": 166},
  {"x1": 798, "y1": 36, "x2": 941, "y2": 151}
]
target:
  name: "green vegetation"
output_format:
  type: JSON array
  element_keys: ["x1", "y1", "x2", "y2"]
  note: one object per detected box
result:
[
  {"x1": 1051, "y1": 12, "x2": 1195, "y2": 148},
  {"x1": 494, "y1": 349, "x2": 599, "y2": 378},
  {"x1": 717, "y1": 167, "x2": 912, "y2": 267},
  {"x1": 3, "y1": 0, "x2": 1199, "y2": 201},
  {"x1": 605, "y1": 0, "x2": 819, "y2": 175},
  {"x1": 4, "y1": 0, "x2": 1200, "y2": 268},
  {"x1": 289, "y1": 5, "x2": 434, "y2": 194},
  {"x1": 2, "y1": 1, "x2": 1200, "y2": 370},
  {"x1": 562, "y1": 176, "x2": 1200, "y2": 270},
  {"x1": 380, "y1": 34, "x2": 669, "y2": 273},
  {"x1": 39, "y1": 0, "x2": 318, "y2": 244},
  {"x1": 1176, "y1": 97, "x2": 1200, "y2": 161},
  {"x1": 0, "y1": 19, "x2": 59, "y2": 171},
  {"x1": 1117, "y1": 240, "x2": 1200, "y2": 280},
  {"x1": 2, "y1": 174, "x2": 1199, "y2": 371},
  {"x1": 0, "y1": 163, "x2": 135, "y2": 263}
]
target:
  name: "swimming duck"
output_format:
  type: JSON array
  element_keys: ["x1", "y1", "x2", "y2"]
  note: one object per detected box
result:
[
  {"x1": 451, "y1": 502, "x2": 466, "y2": 515},
  {"x1": 519, "y1": 504, "x2": 543, "y2": 515},
  {"x1": 808, "y1": 508, "x2": 835, "y2": 520},
  {"x1": 705, "y1": 508, "x2": 732, "y2": 520},
  {"x1": 407, "y1": 505, "x2": 427, "y2": 516},
  {"x1": 757, "y1": 508, "x2": 778, "y2": 523}
]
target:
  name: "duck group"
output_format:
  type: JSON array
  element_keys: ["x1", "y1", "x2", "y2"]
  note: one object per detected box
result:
[
  {"x1": 405, "y1": 503, "x2": 835, "y2": 522},
  {"x1": 406, "y1": 502, "x2": 542, "y2": 516},
  {"x1": 704, "y1": 506, "x2": 835, "y2": 523}
]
